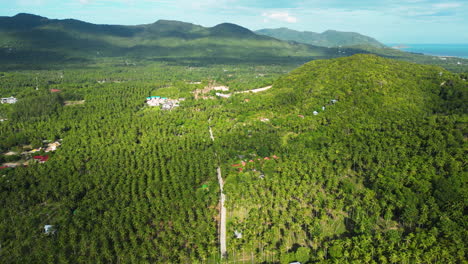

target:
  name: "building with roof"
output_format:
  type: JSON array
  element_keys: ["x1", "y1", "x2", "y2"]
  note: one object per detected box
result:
[
  {"x1": 146, "y1": 96, "x2": 183, "y2": 110},
  {"x1": 44, "y1": 225, "x2": 55, "y2": 235},
  {"x1": 33, "y1": 155, "x2": 49, "y2": 163},
  {"x1": 1, "y1": 97, "x2": 17, "y2": 104}
]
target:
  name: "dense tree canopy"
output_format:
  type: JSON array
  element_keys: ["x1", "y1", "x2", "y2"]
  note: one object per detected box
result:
[{"x1": 0, "y1": 54, "x2": 466, "y2": 263}]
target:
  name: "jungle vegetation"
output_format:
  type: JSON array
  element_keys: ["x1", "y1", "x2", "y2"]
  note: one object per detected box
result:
[{"x1": 0, "y1": 53, "x2": 466, "y2": 263}]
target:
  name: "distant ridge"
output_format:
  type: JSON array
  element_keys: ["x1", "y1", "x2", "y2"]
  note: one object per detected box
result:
[
  {"x1": 255, "y1": 27, "x2": 385, "y2": 48},
  {"x1": 0, "y1": 13, "x2": 339, "y2": 64},
  {"x1": 0, "y1": 13, "x2": 466, "y2": 72}
]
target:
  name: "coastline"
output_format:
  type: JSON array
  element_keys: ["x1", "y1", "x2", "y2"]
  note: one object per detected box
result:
[{"x1": 387, "y1": 43, "x2": 468, "y2": 59}]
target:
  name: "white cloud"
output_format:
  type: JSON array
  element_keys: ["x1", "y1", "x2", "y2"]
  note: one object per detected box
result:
[
  {"x1": 432, "y1": 3, "x2": 462, "y2": 9},
  {"x1": 78, "y1": 0, "x2": 91, "y2": 4},
  {"x1": 262, "y1": 11, "x2": 297, "y2": 23}
]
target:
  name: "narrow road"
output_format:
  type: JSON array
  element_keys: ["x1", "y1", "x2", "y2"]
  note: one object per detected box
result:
[
  {"x1": 235, "y1": 85, "x2": 272, "y2": 94},
  {"x1": 210, "y1": 126, "x2": 227, "y2": 258}
]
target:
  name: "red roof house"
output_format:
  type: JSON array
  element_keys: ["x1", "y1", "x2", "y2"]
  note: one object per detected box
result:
[
  {"x1": 33, "y1": 155, "x2": 49, "y2": 163},
  {"x1": 50, "y1": 89, "x2": 61, "y2": 93}
]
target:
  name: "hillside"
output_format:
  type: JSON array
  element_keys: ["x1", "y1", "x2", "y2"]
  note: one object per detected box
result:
[
  {"x1": 256, "y1": 27, "x2": 385, "y2": 48},
  {"x1": 0, "y1": 13, "x2": 336, "y2": 66},
  {"x1": 215, "y1": 54, "x2": 467, "y2": 262},
  {"x1": 0, "y1": 53, "x2": 466, "y2": 263}
]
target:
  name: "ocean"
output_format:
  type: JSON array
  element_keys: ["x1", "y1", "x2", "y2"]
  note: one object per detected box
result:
[{"x1": 386, "y1": 44, "x2": 468, "y2": 59}]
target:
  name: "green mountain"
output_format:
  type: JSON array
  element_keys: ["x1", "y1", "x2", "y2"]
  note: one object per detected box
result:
[
  {"x1": 0, "y1": 13, "x2": 338, "y2": 66},
  {"x1": 1, "y1": 13, "x2": 467, "y2": 73},
  {"x1": 218, "y1": 54, "x2": 467, "y2": 262},
  {"x1": 256, "y1": 27, "x2": 385, "y2": 48}
]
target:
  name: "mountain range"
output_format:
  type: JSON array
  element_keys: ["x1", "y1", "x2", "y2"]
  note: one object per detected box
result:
[
  {"x1": 0, "y1": 13, "x2": 466, "y2": 72},
  {"x1": 255, "y1": 27, "x2": 385, "y2": 48},
  {"x1": 0, "y1": 13, "x2": 335, "y2": 65}
]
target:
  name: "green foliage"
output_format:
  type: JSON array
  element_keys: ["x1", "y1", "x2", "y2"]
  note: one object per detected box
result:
[{"x1": 0, "y1": 53, "x2": 466, "y2": 263}]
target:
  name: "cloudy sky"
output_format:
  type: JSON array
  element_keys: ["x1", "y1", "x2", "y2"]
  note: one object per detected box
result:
[{"x1": 1, "y1": 0, "x2": 467, "y2": 43}]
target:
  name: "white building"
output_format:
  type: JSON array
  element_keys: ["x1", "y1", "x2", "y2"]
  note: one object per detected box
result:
[
  {"x1": 1, "y1": 97, "x2": 17, "y2": 104},
  {"x1": 146, "y1": 96, "x2": 183, "y2": 110},
  {"x1": 44, "y1": 225, "x2": 55, "y2": 235}
]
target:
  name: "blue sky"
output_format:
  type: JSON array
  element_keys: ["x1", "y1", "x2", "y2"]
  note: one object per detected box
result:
[{"x1": 1, "y1": 0, "x2": 467, "y2": 43}]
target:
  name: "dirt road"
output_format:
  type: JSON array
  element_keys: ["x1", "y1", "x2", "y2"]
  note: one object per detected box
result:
[{"x1": 209, "y1": 127, "x2": 227, "y2": 258}]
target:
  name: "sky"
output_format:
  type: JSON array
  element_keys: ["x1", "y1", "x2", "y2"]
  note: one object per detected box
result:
[{"x1": 1, "y1": 0, "x2": 467, "y2": 43}]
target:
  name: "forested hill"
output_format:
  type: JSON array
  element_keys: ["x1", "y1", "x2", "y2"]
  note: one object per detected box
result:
[
  {"x1": 217, "y1": 54, "x2": 467, "y2": 262},
  {"x1": 255, "y1": 27, "x2": 385, "y2": 48},
  {"x1": 0, "y1": 13, "x2": 335, "y2": 64},
  {"x1": 271, "y1": 54, "x2": 466, "y2": 115}
]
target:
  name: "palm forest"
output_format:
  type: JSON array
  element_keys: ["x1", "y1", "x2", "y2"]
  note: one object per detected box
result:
[{"x1": 0, "y1": 32, "x2": 467, "y2": 264}]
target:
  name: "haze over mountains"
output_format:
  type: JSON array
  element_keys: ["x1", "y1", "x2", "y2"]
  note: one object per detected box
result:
[{"x1": 255, "y1": 27, "x2": 385, "y2": 48}]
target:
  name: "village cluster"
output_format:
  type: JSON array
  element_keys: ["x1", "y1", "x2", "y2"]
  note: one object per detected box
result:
[
  {"x1": 231, "y1": 155, "x2": 280, "y2": 173},
  {"x1": 0, "y1": 140, "x2": 61, "y2": 170},
  {"x1": 146, "y1": 96, "x2": 185, "y2": 110}
]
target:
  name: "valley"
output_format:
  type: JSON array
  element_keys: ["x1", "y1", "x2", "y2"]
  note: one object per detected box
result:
[
  {"x1": 0, "y1": 54, "x2": 466, "y2": 263},
  {"x1": 0, "y1": 12, "x2": 466, "y2": 264}
]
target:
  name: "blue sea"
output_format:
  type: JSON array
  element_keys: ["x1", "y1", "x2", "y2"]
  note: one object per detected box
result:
[{"x1": 386, "y1": 44, "x2": 468, "y2": 59}]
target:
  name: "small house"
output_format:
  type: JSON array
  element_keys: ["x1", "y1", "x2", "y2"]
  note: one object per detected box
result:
[
  {"x1": 234, "y1": 230, "x2": 242, "y2": 239},
  {"x1": 298, "y1": 115, "x2": 304, "y2": 118},
  {"x1": 322, "y1": 106, "x2": 326, "y2": 111},
  {"x1": 213, "y1": 86, "x2": 229, "y2": 91},
  {"x1": 313, "y1": 111, "x2": 319, "y2": 115},
  {"x1": 331, "y1": 99, "x2": 338, "y2": 104},
  {"x1": 33, "y1": 155, "x2": 49, "y2": 163},
  {"x1": 162, "y1": 103, "x2": 172, "y2": 110},
  {"x1": 44, "y1": 225, "x2": 55, "y2": 235},
  {"x1": 50, "y1": 89, "x2": 61, "y2": 93},
  {"x1": 1, "y1": 97, "x2": 17, "y2": 104},
  {"x1": 45, "y1": 142, "x2": 61, "y2": 152}
]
